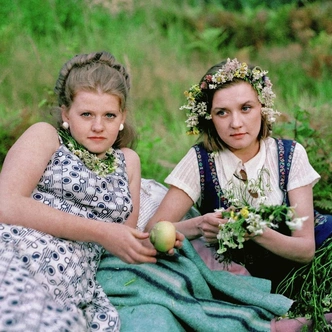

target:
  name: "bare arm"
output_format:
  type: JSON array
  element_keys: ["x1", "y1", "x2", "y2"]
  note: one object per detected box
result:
[
  {"x1": 0, "y1": 123, "x2": 156, "y2": 264},
  {"x1": 121, "y1": 147, "x2": 141, "y2": 228},
  {"x1": 145, "y1": 185, "x2": 222, "y2": 241},
  {"x1": 147, "y1": 183, "x2": 315, "y2": 263},
  {"x1": 250, "y1": 184, "x2": 315, "y2": 263}
]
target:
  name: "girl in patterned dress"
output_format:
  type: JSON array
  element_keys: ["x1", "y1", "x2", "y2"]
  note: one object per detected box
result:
[{"x1": 0, "y1": 51, "x2": 158, "y2": 332}]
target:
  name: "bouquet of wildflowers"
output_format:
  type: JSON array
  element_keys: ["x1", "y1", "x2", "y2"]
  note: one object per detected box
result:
[
  {"x1": 215, "y1": 167, "x2": 307, "y2": 256},
  {"x1": 215, "y1": 167, "x2": 331, "y2": 330},
  {"x1": 215, "y1": 204, "x2": 305, "y2": 255}
]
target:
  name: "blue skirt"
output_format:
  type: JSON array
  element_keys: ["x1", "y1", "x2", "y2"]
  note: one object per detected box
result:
[{"x1": 315, "y1": 213, "x2": 332, "y2": 247}]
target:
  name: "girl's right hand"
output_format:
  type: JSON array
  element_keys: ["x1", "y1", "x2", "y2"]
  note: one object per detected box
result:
[{"x1": 99, "y1": 223, "x2": 157, "y2": 264}]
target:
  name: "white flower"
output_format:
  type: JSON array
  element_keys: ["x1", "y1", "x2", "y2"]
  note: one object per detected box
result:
[
  {"x1": 216, "y1": 166, "x2": 307, "y2": 259},
  {"x1": 58, "y1": 128, "x2": 117, "y2": 177},
  {"x1": 181, "y1": 58, "x2": 279, "y2": 135},
  {"x1": 286, "y1": 216, "x2": 308, "y2": 231},
  {"x1": 257, "y1": 195, "x2": 267, "y2": 205},
  {"x1": 287, "y1": 208, "x2": 295, "y2": 219}
]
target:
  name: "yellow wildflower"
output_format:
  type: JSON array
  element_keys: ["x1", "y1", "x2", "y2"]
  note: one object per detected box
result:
[{"x1": 240, "y1": 207, "x2": 249, "y2": 219}]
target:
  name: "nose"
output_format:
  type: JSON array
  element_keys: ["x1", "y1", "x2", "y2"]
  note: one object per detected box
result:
[
  {"x1": 91, "y1": 117, "x2": 104, "y2": 132},
  {"x1": 230, "y1": 111, "x2": 243, "y2": 129}
]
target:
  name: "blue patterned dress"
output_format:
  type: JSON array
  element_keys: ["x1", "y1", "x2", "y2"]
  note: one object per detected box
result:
[{"x1": 0, "y1": 141, "x2": 133, "y2": 331}]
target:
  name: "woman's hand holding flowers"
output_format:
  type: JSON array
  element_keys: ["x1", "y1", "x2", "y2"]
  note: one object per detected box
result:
[
  {"x1": 197, "y1": 211, "x2": 227, "y2": 244},
  {"x1": 215, "y1": 205, "x2": 307, "y2": 256}
]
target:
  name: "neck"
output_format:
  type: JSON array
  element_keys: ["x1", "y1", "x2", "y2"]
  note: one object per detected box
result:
[
  {"x1": 58, "y1": 128, "x2": 116, "y2": 177},
  {"x1": 231, "y1": 140, "x2": 260, "y2": 163}
]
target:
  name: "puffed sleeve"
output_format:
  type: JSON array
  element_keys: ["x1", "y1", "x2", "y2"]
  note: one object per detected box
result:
[
  {"x1": 287, "y1": 142, "x2": 320, "y2": 191},
  {"x1": 164, "y1": 147, "x2": 201, "y2": 203}
]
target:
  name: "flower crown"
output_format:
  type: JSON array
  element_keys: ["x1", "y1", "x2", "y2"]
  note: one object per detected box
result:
[{"x1": 180, "y1": 58, "x2": 280, "y2": 135}]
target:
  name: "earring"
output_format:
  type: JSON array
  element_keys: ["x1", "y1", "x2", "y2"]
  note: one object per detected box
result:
[
  {"x1": 62, "y1": 122, "x2": 69, "y2": 130},
  {"x1": 119, "y1": 123, "x2": 124, "y2": 131}
]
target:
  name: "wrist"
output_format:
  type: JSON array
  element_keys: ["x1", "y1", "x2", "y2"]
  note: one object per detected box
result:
[
  {"x1": 195, "y1": 215, "x2": 205, "y2": 236},
  {"x1": 89, "y1": 220, "x2": 109, "y2": 245},
  {"x1": 196, "y1": 216, "x2": 202, "y2": 231}
]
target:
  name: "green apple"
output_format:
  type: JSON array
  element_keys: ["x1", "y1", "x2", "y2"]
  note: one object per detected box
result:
[{"x1": 149, "y1": 221, "x2": 176, "y2": 252}]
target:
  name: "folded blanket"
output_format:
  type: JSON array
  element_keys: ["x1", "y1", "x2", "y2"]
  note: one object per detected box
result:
[{"x1": 97, "y1": 239, "x2": 292, "y2": 332}]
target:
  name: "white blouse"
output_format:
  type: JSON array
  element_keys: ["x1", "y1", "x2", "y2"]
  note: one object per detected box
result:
[{"x1": 165, "y1": 137, "x2": 320, "y2": 207}]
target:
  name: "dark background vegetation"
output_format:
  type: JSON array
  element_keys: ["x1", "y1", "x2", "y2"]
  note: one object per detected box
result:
[{"x1": 0, "y1": 0, "x2": 331, "y2": 212}]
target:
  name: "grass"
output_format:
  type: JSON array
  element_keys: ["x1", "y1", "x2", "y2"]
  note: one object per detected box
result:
[{"x1": 0, "y1": 0, "x2": 331, "y2": 211}]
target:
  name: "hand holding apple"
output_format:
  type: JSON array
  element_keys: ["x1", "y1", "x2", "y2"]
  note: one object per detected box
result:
[{"x1": 149, "y1": 221, "x2": 176, "y2": 252}]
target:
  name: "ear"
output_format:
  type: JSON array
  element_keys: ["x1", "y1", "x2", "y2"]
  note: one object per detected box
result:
[
  {"x1": 121, "y1": 108, "x2": 127, "y2": 124},
  {"x1": 61, "y1": 105, "x2": 69, "y2": 123}
]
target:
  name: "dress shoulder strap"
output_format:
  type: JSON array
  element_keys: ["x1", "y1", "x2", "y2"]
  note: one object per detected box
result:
[
  {"x1": 275, "y1": 138, "x2": 297, "y2": 205},
  {"x1": 193, "y1": 143, "x2": 206, "y2": 200},
  {"x1": 193, "y1": 143, "x2": 228, "y2": 214}
]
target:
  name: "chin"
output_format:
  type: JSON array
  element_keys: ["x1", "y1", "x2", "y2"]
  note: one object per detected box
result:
[{"x1": 228, "y1": 142, "x2": 251, "y2": 152}]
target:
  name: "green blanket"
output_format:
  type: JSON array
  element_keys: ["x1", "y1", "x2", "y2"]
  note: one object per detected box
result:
[{"x1": 97, "y1": 239, "x2": 292, "y2": 332}]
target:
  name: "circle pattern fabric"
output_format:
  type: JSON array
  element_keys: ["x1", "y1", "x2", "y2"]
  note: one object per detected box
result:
[{"x1": 0, "y1": 144, "x2": 132, "y2": 331}]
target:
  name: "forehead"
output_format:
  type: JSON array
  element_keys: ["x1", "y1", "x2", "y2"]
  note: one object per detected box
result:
[
  {"x1": 72, "y1": 90, "x2": 121, "y2": 108},
  {"x1": 212, "y1": 81, "x2": 259, "y2": 106}
]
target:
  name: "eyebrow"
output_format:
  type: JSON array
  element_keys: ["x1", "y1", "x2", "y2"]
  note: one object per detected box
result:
[
  {"x1": 79, "y1": 108, "x2": 120, "y2": 113},
  {"x1": 213, "y1": 99, "x2": 256, "y2": 109}
]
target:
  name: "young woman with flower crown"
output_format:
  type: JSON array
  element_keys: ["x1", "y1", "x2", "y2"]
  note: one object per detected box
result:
[
  {"x1": 145, "y1": 59, "x2": 332, "y2": 313},
  {"x1": 0, "y1": 51, "x2": 159, "y2": 331}
]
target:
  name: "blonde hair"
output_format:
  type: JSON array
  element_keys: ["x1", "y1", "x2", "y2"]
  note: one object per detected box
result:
[{"x1": 54, "y1": 51, "x2": 136, "y2": 148}]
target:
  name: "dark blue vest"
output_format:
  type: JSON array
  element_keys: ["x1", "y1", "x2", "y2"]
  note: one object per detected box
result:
[{"x1": 193, "y1": 139, "x2": 332, "y2": 291}]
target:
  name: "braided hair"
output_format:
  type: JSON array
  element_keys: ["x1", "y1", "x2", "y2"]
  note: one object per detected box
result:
[{"x1": 54, "y1": 51, "x2": 136, "y2": 148}]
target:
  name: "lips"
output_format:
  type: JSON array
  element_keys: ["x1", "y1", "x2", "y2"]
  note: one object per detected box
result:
[
  {"x1": 88, "y1": 137, "x2": 106, "y2": 141},
  {"x1": 231, "y1": 133, "x2": 246, "y2": 139}
]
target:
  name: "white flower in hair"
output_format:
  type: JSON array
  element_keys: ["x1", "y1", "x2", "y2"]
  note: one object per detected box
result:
[{"x1": 180, "y1": 58, "x2": 280, "y2": 135}]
